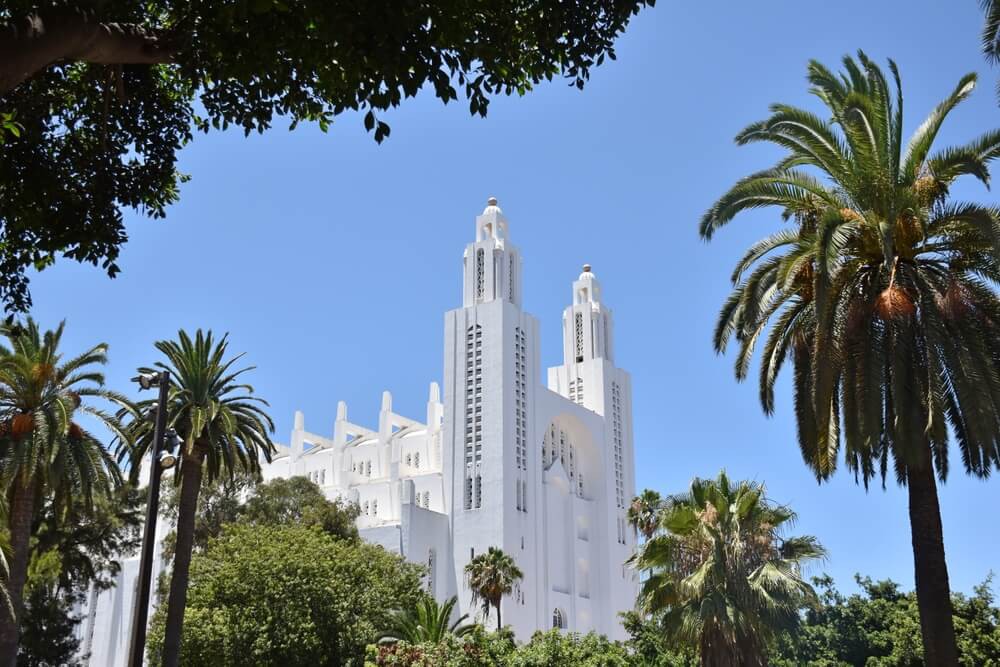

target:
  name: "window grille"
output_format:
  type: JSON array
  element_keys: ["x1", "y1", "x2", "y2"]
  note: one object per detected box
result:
[
  {"x1": 476, "y1": 249, "x2": 485, "y2": 299},
  {"x1": 509, "y1": 255, "x2": 515, "y2": 302},
  {"x1": 574, "y1": 312, "x2": 584, "y2": 362}
]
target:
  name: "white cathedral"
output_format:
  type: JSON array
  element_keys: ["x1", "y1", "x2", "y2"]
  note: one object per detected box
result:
[{"x1": 81, "y1": 198, "x2": 638, "y2": 664}]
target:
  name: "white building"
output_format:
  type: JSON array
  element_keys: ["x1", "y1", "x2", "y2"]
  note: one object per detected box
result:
[{"x1": 82, "y1": 198, "x2": 638, "y2": 664}]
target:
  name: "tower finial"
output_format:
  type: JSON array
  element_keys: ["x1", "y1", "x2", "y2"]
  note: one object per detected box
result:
[
  {"x1": 583, "y1": 263, "x2": 592, "y2": 274},
  {"x1": 487, "y1": 196, "x2": 498, "y2": 207}
]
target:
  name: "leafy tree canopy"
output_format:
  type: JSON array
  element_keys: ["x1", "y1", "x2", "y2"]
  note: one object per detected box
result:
[
  {"x1": 146, "y1": 524, "x2": 425, "y2": 667},
  {"x1": 159, "y1": 473, "x2": 359, "y2": 561},
  {"x1": 620, "y1": 611, "x2": 698, "y2": 667},
  {"x1": 240, "y1": 475, "x2": 360, "y2": 541},
  {"x1": 772, "y1": 574, "x2": 1000, "y2": 666},
  {"x1": 31, "y1": 485, "x2": 144, "y2": 592},
  {"x1": 0, "y1": 0, "x2": 653, "y2": 312},
  {"x1": 367, "y1": 628, "x2": 633, "y2": 667},
  {"x1": 506, "y1": 630, "x2": 631, "y2": 667},
  {"x1": 17, "y1": 550, "x2": 83, "y2": 667}
]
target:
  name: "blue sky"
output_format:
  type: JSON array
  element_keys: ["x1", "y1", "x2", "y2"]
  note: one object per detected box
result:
[{"x1": 29, "y1": 1, "x2": 998, "y2": 595}]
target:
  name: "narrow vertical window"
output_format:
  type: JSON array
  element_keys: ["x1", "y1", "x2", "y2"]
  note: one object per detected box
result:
[
  {"x1": 574, "y1": 312, "x2": 584, "y2": 362},
  {"x1": 476, "y1": 248, "x2": 485, "y2": 299},
  {"x1": 427, "y1": 549, "x2": 436, "y2": 593},
  {"x1": 509, "y1": 255, "x2": 515, "y2": 301},
  {"x1": 603, "y1": 316, "x2": 610, "y2": 359}
]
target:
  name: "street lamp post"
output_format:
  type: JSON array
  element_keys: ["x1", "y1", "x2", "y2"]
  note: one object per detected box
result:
[{"x1": 126, "y1": 370, "x2": 175, "y2": 667}]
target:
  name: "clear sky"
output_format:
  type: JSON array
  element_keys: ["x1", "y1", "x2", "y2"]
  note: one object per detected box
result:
[{"x1": 28, "y1": 1, "x2": 998, "y2": 595}]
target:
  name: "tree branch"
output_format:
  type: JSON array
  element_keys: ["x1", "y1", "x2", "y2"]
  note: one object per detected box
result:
[{"x1": 0, "y1": 8, "x2": 175, "y2": 95}]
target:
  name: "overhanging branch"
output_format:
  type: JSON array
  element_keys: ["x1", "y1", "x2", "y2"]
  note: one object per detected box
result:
[{"x1": 0, "y1": 8, "x2": 175, "y2": 95}]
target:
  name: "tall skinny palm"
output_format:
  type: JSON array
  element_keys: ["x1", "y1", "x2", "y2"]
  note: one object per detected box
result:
[
  {"x1": 0, "y1": 320, "x2": 127, "y2": 666},
  {"x1": 377, "y1": 596, "x2": 477, "y2": 645},
  {"x1": 123, "y1": 330, "x2": 274, "y2": 667},
  {"x1": 702, "y1": 52, "x2": 1000, "y2": 664},
  {"x1": 630, "y1": 472, "x2": 824, "y2": 667},
  {"x1": 464, "y1": 546, "x2": 522, "y2": 631}
]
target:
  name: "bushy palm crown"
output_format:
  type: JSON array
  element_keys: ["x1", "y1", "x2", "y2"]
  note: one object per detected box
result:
[
  {"x1": 627, "y1": 489, "x2": 664, "y2": 541},
  {"x1": 702, "y1": 52, "x2": 1000, "y2": 485},
  {"x1": 464, "y1": 546, "x2": 523, "y2": 628},
  {"x1": 121, "y1": 330, "x2": 275, "y2": 481},
  {"x1": 0, "y1": 320, "x2": 125, "y2": 503},
  {"x1": 378, "y1": 596, "x2": 476, "y2": 645},
  {"x1": 630, "y1": 472, "x2": 824, "y2": 665}
]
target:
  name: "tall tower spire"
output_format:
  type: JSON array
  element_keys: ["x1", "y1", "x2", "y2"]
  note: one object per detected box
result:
[
  {"x1": 463, "y1": 197, "x2": 522, "y2": 308},
  {"x1": 562, "y1": 264, "x2": 614, "y2": 368}
]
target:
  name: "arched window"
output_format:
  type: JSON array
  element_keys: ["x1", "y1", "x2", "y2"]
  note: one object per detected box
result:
[
  {"x1": 365, "y1": 460, "x2": 372, "y2": 476},
  {"x1": 413, "y1": 452, "x2": 420, "y2": 468},
  {"x1": 422, "y1": 491, "x2": 430, "y2": 507},
  {"x1": 363, "y1": 501, "x2": 369, "y2": 515},
  {"x1": 372, "y1": 499, "x2": 378, "y2": 516},
  {"x1": 552, "y1": 608, "x2": 564, "y2": 629},
  {"x1": 405, "y1": 453, "x2": 412, "y2": 466}
]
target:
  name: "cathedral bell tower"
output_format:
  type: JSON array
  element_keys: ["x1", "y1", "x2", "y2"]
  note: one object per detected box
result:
[
  {"x1": 443, "y1": 197, "x2": 539, "y2": 625},
  {"x1": 548, "y1": 264, "x2": 636, "y2": 599}
]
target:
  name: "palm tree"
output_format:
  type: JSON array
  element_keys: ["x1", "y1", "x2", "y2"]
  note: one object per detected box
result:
[
  {"x1": 377, "y1": 596, "x2": 477, "y2": 645},
  {"x1": 123, "y1": 330, "x2": 274, "y2": 667},
  {"x1": 464, "y1": 546, "x2": 523, "y2": 631},
  {"x1": 701, "y1": 52, "x2": 1000, "y2": 664},
  {"x1": 627, "y1": 489, "x2": 663, "y2": 542},
  {"x1": 0, "y1": 320, "x2": 127, "y2": 666},
  {"x1": 630, "y1": 472, "x2": 824, "y2": 667}
]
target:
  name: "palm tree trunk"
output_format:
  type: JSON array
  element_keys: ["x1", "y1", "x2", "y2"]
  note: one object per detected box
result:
[
  {"x1": 160, "y1": 449, "x2": 205, "y2": 667},
  {"x1": 0, "y1": 477, "x2": 37, "y2": 667},
  {"x1": 495, "y1": 600, "x2": 501, "y2": 632},
  {"x1": 906, "y1": 457, "x2": 958, "y2": 666}
]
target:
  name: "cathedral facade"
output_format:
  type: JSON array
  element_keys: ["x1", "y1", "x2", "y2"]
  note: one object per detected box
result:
[{"x1": 82, "y1": 199, "x2": 638, "y2": 664}]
